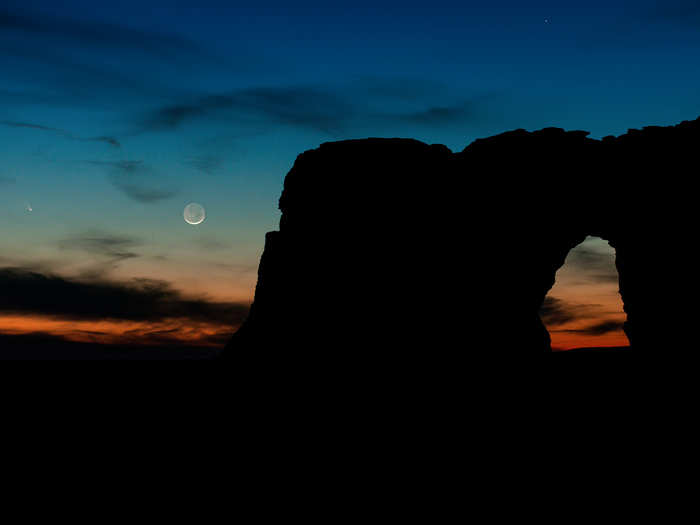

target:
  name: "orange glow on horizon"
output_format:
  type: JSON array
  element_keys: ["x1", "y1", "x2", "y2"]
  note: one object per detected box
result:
[
  {"x1": 550, "y1": 330, "x2": 629, "y2": 351},
  {"x1": 0, "y1": 314, "x2": 239, "y2": 347},
  {"x1": 543, "y1": 237, "x2": 629, "y2": 351},
  {"x1": 2, "y1": 237, "x2": 630, "y2": 351},
  {"x1": 1, "y1": 312, "x2": 630, "y2": 350}
]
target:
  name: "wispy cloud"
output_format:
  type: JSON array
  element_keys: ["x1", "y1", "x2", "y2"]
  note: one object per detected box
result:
[
  {"x1": 111, "y1": 183, "x2": 177, "y2": 204},
  {"x1": 355, "y1": 76, "x2": 450, "y2": 101},
  {"x1": 0, "y1": 7, "x2": 258, "y2": 110},
  {"x1": 143, "y1": 87, "x2": 352, "y2": 135},
  {"x1": 1, "y1": 120, "x2": 120, "y2": 147},
  {"x1": 0, "y1": 39, "x2": 185, "y2": 104},
  {"x1": 141, "y1": 84, "x2": 486, "y2": 136},
  {"x1": 192, "y1": 237, "x2": 229, "y2": 251},
  {"x1": 59, "y1": 231, "x2": 140, "y2": 260},
  {"x1": 564, "y1": 239, "x2": 619, "y2": 284},
  {"x1": 57, "y1": 230, "x2": 143, "y2": 278},
  {"x1": 184, "y1": 155, "x2": 224, "y2": 175},
  {"x1": 87, "y1": 160, "x2": 177, "y2": 203},
  {"x1": 388, "y1": 104, "x2": 475, "y2": 126},
  {"x1": 0, "y1": 8, "x2": 212, "y2": 60},
  {"x1": 540, "y1": 296, "x2": 601, "y2": 326},
  {"x1": 540, "y1": 297, "x2": 578, "y2": 326},
  {"x1": 88, "y1": 160, "x2": 143, "y2": 172}
]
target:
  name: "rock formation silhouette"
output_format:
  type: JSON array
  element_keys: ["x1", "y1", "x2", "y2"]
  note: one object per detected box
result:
[{"x1": 225, "y1": 117, "x2": 700, "y2": 355}]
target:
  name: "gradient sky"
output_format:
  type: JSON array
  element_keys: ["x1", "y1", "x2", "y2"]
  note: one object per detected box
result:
[{"x1": 2, "y1": 1, "x2": 699, "y2": 349}]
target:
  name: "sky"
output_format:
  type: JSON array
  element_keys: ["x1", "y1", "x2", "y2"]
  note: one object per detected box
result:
[{"x1": 1, "y1": 0, "x2": 699, "y2": 350}]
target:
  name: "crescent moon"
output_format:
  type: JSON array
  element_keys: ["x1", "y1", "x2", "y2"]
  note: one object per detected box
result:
[{"x1": 184, "y1": 203, "x2": 206, "y2": 225}]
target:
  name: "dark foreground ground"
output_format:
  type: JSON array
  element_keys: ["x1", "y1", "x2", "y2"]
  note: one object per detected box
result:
[
  {"x1": 1, "y1": 334, "x2": 630, "y2": 359},
  {"x1": 0, "y1": 334, "x2": 222, "y2": 360},
  {"x1": 558, "y1": 347, "x2": 632, "y2": 353}
]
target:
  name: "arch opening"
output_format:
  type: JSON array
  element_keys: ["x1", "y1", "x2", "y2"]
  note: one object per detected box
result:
[{"x1": 540, "y1": 236, "x2": 628, "y2": 351}]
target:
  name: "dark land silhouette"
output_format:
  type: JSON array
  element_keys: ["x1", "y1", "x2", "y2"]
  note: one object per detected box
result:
[
  {"x1": 0, "y1": 333, "x2": 220, "y2": 360},
  {"x1": 225, "y1": 117, "x2": 700, "y2": 355}
]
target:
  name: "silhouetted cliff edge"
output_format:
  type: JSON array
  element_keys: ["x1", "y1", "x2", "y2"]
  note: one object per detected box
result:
[{"x1": 225, "y1": 118, "x2": 700, "y2": 356}]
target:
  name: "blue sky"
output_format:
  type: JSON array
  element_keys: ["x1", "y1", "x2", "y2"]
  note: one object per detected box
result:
[{"x1": 1, "y1": 1, "x2": 699, "y2": 346}]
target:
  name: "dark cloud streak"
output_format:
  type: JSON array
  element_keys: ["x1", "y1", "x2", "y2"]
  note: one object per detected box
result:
[
  {"x1": 112, "y1": 184, "x2": 177, "y2": 204},
  {"x1": 184, "y1": 155, "x2": 224, "y2": 175},
  {"x1": 144, "y1": 87, "x2": 352, "y2": 135},
  {"x1": 540, "y1": 296, "x2": 602, "y2": 327},
  {"x1": 540, "y1": 297, "x2": 578, "y2": 326},
  {"x1": 58, "y1": 232, "x2": 141, "y2": 262},
  {"x1": 561, "y1": 320, "x2": 625, "y2": 336},
  {"x1": 143, "y1": 86, "x2": 484, "y2": 135},
  {"x1": 1, "y1": 120, "x2": 120, "y2": 147},
  {"x1": 391, "y1": 104, "x2": 474, "y2": 126},
  {"x1": 0, "y1": 267, "x2": 248, "y2": 325}
]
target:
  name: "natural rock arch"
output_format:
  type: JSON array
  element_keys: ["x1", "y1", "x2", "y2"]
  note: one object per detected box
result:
[{"x1": 225, "y1": 117, "x2": 699, "y2": 355}]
